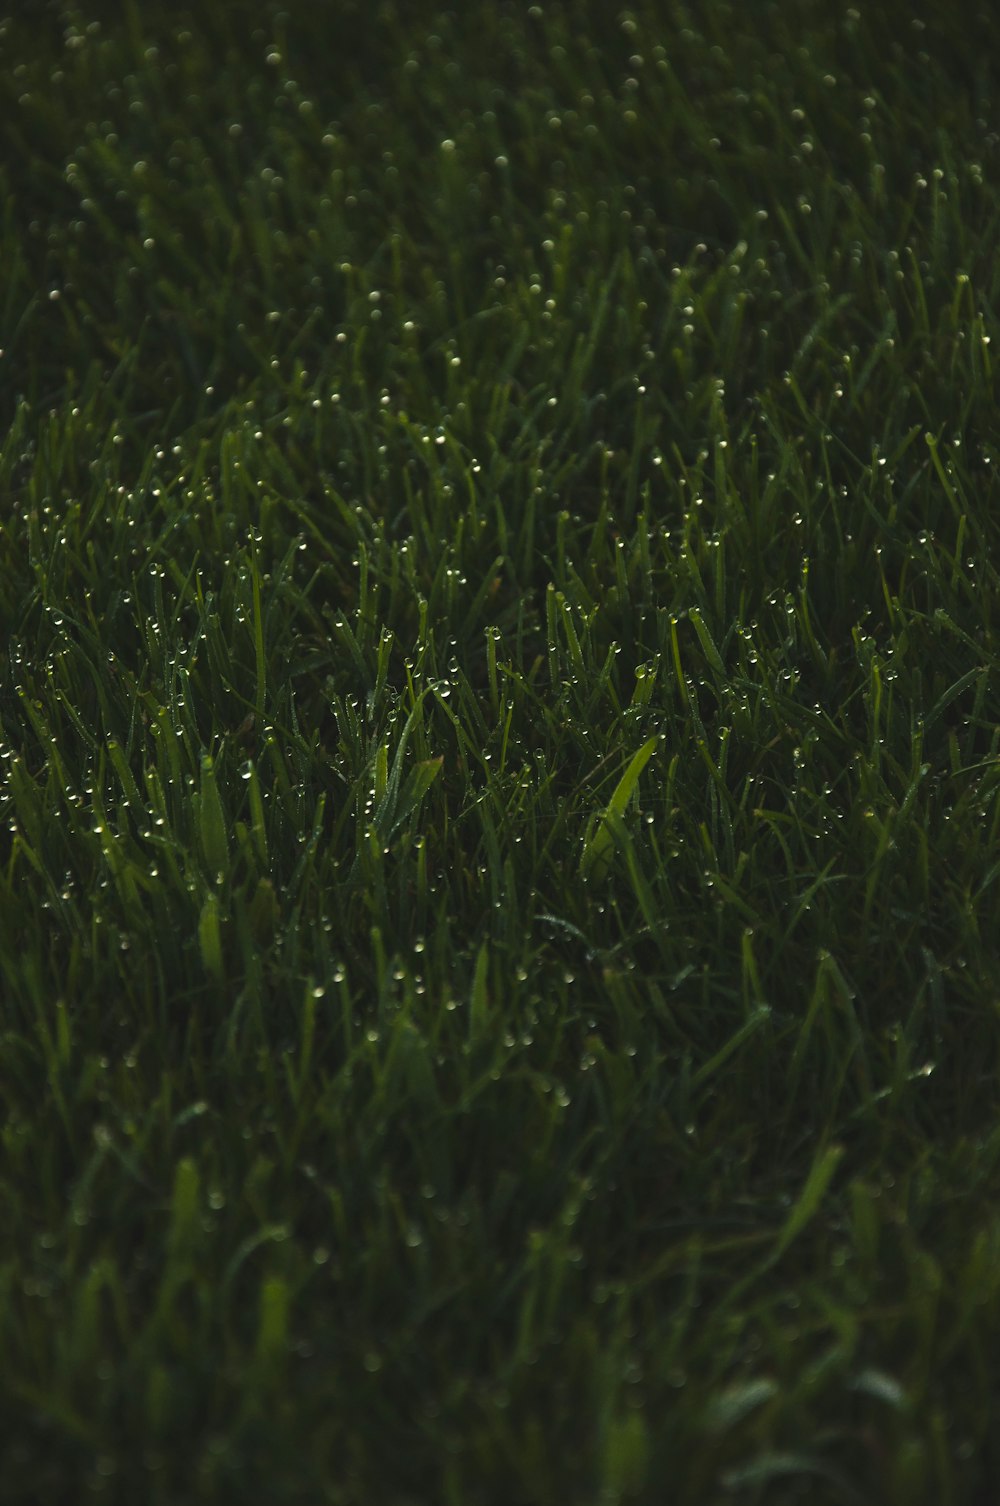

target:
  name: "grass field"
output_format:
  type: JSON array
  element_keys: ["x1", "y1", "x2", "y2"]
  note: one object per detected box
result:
[{"x1": 2, "y1": 2, "x2": 1000, "y2": 1501}]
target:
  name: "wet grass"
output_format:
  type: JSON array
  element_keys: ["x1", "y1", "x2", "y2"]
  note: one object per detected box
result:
[{"x1": 1, "y1": 2, "x2": 1000, "y2": 1502}]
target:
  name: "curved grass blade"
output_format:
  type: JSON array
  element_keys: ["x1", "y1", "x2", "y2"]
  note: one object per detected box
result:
[{"x1": 579, "y1": 735, "x2": 658, "y2": 884}]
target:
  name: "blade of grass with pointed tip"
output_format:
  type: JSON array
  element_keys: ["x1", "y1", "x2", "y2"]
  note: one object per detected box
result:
[
  {"x1": 390, "y1": 755, "x2": 444, "y2": 838},
  {"x1": 579, "y1": 735, "x2": 658, "y2": 883},
  {"x1": 198, "y1": 753, "x2": 230, "y2": 881},
  {"x1": 773, "y1": 1143, "x2": 845, "y2": 1261},
  {"x1": 691, "y1": 1004, "x2": 772, "y2": 1092}
]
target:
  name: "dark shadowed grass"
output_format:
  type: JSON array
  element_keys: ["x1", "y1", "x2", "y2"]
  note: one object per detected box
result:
[{"x1": 1, "y1": 2, "x2": 1000, "y2": 1502}]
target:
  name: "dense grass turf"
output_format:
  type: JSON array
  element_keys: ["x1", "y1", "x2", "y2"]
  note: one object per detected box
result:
[{"x1": 2, "y1": 1, "x2": 1000, "y2": 1500}]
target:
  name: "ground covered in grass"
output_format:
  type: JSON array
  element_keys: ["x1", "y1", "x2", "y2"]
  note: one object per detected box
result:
[{"x1": 1, "y1": 1, "x2": 999, "y2": 1501}]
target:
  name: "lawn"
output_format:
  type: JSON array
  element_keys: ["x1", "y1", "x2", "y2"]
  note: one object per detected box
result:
[{"x1": 2, "y1": 2, "x2": 1000, "y2": 1502}]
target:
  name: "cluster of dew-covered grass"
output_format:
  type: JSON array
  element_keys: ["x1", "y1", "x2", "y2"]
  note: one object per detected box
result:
[{"x1": 1, "y1": 3, "x2": 999, "y2": 1502}]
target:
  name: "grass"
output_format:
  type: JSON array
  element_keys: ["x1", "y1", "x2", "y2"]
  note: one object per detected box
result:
[{"x1": 1, "y1": 1, "x2": 1000, "y2": 1501}]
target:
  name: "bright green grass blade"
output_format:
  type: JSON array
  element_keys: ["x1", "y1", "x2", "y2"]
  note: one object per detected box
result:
[
  {"x1": 579, "y1": 735, "x2": 658, "y2": 883},
  {"x1": 197, "y1": 752, "x2": 230, "y2": 881}
]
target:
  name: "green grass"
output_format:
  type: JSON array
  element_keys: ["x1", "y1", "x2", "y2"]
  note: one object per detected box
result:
[{"x1": 2, "y1": 1, "x2": 1000, "y2": 1501}]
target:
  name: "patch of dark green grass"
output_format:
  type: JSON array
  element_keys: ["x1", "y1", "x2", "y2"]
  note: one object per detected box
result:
[{"x1": 2, "y1": 2, "x2": 1000, "y2": 1502}]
